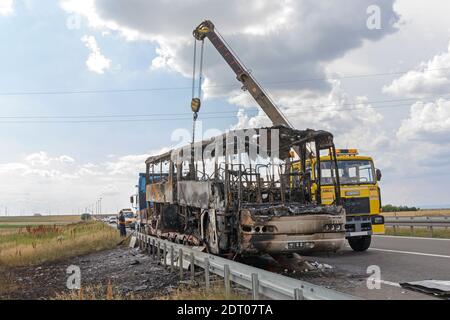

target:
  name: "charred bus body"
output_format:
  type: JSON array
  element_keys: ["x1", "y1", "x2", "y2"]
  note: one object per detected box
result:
[{"x1": 143, "y1": 126, "x2": 346, "y2": 256}]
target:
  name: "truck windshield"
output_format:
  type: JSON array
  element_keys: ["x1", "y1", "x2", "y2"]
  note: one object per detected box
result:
[{"x1": 319, "y1": 160, "x2": 375, "y2": 185}]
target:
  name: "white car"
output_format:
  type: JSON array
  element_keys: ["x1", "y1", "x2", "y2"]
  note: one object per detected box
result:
[{"x1": 108, "y1": 216, "x2": 117, "y2": 224}]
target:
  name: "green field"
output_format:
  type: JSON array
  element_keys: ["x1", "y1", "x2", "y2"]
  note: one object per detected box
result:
[
  {"x1": 0, "y1": 215, "x2": 81, "y2": 225},
  {"x1": 0, "y1": 215, "x2": 83, "y2": 237}
]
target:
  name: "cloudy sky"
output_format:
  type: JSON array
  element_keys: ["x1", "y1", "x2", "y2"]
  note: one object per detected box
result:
[{"x1": 1, "y1": 0, "x2": 450, "y2": 215}]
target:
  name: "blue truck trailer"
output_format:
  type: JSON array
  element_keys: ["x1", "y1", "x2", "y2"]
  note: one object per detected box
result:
[{"x1": 136, "y1": 172, "x2": 167, "y2": 229}]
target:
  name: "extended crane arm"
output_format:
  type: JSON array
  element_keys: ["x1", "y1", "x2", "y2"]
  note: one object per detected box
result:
[{"x1": 193, "y1": 20, "x2": 291, "y2": 128}]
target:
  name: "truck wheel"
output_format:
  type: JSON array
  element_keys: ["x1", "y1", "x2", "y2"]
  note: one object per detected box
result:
[{"x1": 348, "y1": 235, "x2": 371, "y2": 252}]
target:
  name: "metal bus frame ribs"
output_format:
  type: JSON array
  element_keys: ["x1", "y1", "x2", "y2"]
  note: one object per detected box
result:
[{"x1": 142, "y1": 126, "x2": 346, "y2": 256}]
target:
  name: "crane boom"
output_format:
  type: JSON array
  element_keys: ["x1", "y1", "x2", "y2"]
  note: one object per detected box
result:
[{"x1": 193, "y1": 20, "x2": 292, "y2": 128}]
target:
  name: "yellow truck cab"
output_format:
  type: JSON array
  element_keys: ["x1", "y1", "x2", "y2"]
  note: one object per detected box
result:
[
  {"x1": 292, "y1": 149, "x2": 385, "y2": 251},
  {"x1": 118, "y1": 209, "x2": 137, "y2": 230}
]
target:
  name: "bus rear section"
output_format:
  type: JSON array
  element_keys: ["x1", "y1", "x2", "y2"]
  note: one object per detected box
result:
[{"x1": 239, "y1": 204, "x2": 345, "y2": 255}]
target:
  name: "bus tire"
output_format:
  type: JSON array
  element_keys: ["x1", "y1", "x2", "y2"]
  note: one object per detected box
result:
[{"x1": 348, "y1": 235, "x2": 371, "y2": 252}]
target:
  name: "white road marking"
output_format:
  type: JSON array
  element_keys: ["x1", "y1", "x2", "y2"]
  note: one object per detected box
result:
[
  {"x1": 369, "y1": 247, "x2": 450, "y2": 259},
  {"x1": 374, "y1": 235, "x2": 450, "y2": 241}
]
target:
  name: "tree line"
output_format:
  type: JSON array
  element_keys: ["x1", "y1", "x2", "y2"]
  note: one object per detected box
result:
[{"x1": 382, "y1": 204, "x2": 419, "y2": 212}]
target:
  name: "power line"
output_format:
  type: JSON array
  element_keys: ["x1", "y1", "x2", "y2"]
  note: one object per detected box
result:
[
  {"x1": 1, "y1": 67, "x2": 449, "y2": 97},
  {"x1": 0, "y1": 93, "x2": 447, "y2": 120},
  {"x1": 0, "y1": 102, "x2": 425, "y2": 124},
  {"x1": 0, "y1": 110, "x2": 245, "y2": 119}
]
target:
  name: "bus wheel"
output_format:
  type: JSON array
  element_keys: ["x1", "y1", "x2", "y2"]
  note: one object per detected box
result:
[{"x1": 348, "y1": 235, "x2": 371, "y2": 252}]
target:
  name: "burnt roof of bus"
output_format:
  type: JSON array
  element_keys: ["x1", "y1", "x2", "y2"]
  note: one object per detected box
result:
[{"x1": 145, "y1": 125, "x2": 334, "y2": 165}]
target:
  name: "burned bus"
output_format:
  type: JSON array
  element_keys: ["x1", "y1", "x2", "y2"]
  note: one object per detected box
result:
[{"x1": 143, "y1": 126, "x2": 346, "y2": 256}]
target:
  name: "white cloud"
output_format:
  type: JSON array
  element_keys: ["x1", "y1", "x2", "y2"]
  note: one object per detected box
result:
[
  {"x1": 105, "y1": 153, "x2": 151, "y2": 176},
  {"x1": 81, "y1": 35, "x2": 111, "y2": 74},
  {"x1": 26, "y1": 151, "x2": 75, "y2": 167},
  {"x1": 61, "y1": 0, "x2": 399, "y2": 96},
  {"x1": 383, "y1": 41, "x2": 450, "y2": 97},
  {"x1": 233, "y1": 80, "x2": 387, "y2": 153},
  {"x1": 397, "y1": 98, "x2": 450, "y2": 142},
  {"x1": 0, "y1": 0, "x2": 13, "y2": 16},
  {"x1": 0, "y1": 148, "x2": 169, "y2": 215}
]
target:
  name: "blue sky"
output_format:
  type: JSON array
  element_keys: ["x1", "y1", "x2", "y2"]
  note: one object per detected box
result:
[
  {"x1": 0, "y1": 0, "x2": 245, "y2": 163},
  {"x1": 1, "y1": 0, "x2": 450, "y2": 214}
]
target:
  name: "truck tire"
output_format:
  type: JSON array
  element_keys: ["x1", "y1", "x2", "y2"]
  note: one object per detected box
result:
[{"x1": 348, "y1": 235, "x2": 371, "y2": 252}]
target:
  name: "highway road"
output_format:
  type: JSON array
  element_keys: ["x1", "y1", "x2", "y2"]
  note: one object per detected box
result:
[{"x1": 304, "y1": 235, "x2": 450, "y2": 299}]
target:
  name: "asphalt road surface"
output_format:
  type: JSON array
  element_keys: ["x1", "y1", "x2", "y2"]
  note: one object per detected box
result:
[
  {"x1": 305, "y1": 235, "x2": 450, "y2": 299},
  {"x1": 109, "y1": 221, "x2": 448, "y2": 300}
]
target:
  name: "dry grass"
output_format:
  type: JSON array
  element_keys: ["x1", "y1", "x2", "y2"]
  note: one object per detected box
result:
[
  {"x1": 0, "y1": 221, "x2": 121, "y2": 267},
  {"x1": 54, "y1": 282, "x2": 248, "y2": 300},
  {"x1": 0, "y1": 273, "x2": 18, "y2": 297},
  {"x1": 161, "y1": 282, "x2": 249, "y2": 300},
  {"x1": 54, "y1": 281, "x2": 141, "y2": 300},
  {"x1": 0, "y1": 229, "x2": 20, "y2": 236},
  {"x1": 385, "y1": 226, "x2": 450, "y2": 239},
  {"x1": 382, "y1": 209, "x2": 450, "y2": 217}
]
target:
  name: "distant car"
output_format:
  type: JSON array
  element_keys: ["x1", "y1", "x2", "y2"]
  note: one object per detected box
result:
[{"x1": 108, "y1": 216, "x2": 117, "y2": 224}]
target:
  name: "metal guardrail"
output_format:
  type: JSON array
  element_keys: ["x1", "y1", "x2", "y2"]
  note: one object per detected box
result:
[
  {"x1": 134, "y1": 232, "x2": 357, "y2": 300},
  {"x1": 385, "y1": 216, "x2": 450, "y2": 228},
  {"x1": 384, "y1": 216, "x2": 450, "y2": 237}
]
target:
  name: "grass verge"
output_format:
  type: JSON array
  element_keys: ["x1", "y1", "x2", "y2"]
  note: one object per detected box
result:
[
  {"x1": 384, "y1": 226, "x2": 450, "y2": 239},
  {"x1": 0, "y1": 221, "x2": 121, "y2": 267}
]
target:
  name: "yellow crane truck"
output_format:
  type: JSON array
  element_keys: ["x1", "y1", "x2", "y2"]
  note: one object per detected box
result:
[
  {"x1": 292, "y1": 149, "x2": 384, "y2": 251},
  {"x1": 193, "y1": 20, "x2": 384, "y2": 252}
]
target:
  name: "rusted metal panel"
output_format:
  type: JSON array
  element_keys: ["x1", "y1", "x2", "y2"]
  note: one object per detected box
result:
[
  {"x1": 177, "y1": 181, "x2": 212, "y2": 209},
  {"x1": 146, "y1": 182, "x2": 173, "y2": 203}
]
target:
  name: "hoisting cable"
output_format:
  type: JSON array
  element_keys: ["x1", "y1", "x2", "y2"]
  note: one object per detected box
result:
[
  {"x1": 191, "y1": 40, "x2": 204, "y2": 144},
  {"x1": 190, "y1": 39, "x2": 205, "y2": 179},
  {"x1": 198, "y1": 40, "x2": 205, "y2": 100},
  {"x1": 191, "y1": 40, "x2": 198, "y2": 144},
  {"x1": 197, "y1": 40, "x2": 206, "y2": 178}
]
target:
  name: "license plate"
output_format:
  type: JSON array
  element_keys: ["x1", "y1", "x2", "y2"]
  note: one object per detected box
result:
[{"x1": 287, "y1": 242, "x2": 312, "y2": 249}]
